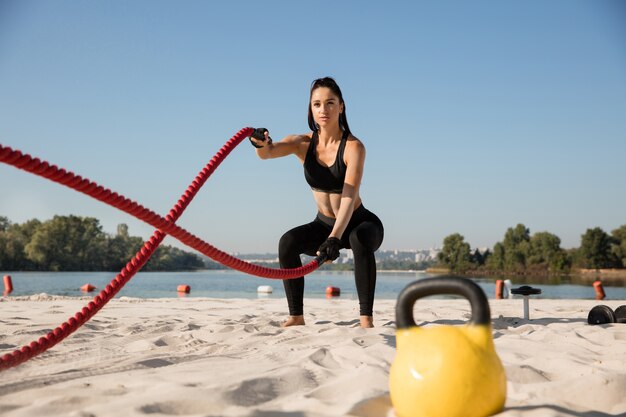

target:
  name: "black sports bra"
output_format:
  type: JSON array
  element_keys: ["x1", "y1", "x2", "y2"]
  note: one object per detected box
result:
[{"x1": 303, "y1": 130, "x2": 348, "y2": 194}]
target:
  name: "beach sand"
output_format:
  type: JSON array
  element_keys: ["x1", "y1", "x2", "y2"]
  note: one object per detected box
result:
[{"x1": 1, "y1": 295, "x2": 625, "y2": 417}]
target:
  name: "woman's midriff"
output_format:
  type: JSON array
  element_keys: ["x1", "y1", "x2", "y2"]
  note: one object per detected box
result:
[{"x1": 312, "y1": 189, "x2": 362, "y2": 219}]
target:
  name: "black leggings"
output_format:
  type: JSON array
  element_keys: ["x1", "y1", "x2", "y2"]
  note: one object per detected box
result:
[{"x1": 278, "y1": 205, "x2": 384, "y2": 316}]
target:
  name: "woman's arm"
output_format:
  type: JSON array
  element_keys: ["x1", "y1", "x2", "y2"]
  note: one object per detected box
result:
[
  {"x1": 252, "y1": 132, "x2": 310, "y2": 160},
  {"x1": 329, "y1": 138, "x2": 366, "y2": 240}
]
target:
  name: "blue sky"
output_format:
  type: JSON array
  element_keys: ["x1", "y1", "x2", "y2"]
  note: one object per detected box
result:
[{"x1": 1, "y1": 1, "x2": 625, "y2": 254}]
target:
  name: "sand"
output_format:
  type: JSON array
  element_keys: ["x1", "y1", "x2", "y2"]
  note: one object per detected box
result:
[{"x1": 1, "y1": 294, "x2": 625, "y2": 417}]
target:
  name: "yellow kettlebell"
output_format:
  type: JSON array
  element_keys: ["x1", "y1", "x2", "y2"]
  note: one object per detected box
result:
[{"x1": 389, "y1": 277, "x2": 506, "y2": 417}]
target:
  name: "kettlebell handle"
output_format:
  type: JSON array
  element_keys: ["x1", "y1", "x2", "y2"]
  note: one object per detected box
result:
[{"x1": 396, "y1": 277, "x2": 491, "y2": 329}]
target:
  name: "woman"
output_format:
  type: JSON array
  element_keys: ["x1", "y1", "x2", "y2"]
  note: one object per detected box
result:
[{"x1": 250, "y1": 77, "x2": 384, "y2": 328}]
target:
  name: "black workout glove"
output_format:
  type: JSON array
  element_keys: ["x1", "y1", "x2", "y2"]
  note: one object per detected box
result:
[
  {"x1": 317, "y1": 237, "x2": 342, "y2": 262},
  {"x1": 249, "y1": 127, "x2": 273, "y2": 148}
]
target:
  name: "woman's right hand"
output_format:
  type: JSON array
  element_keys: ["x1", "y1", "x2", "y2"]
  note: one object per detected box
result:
[{"x1": 249, "y1": 128, "x2": 272, "y2": 148}]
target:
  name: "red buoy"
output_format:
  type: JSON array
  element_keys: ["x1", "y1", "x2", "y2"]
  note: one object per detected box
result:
[
  {"x1": 593, "y1": 280, "x2": 605, "y2": 300},
  {"x1": 177, "y1": 284, "x2": 191, "y2": 294},
  {"x1": 325, "y1": 286, "x2": 340, "y2": 297},
  {"x1": 81, "y1": 283, "x2": 96, "y2": 292},
  {"x1": 495, "y1": 280, "x2": 504, "y2": 299},
  {"x1": 3, "y1": 275, "x2": 13, "y2": 295}
]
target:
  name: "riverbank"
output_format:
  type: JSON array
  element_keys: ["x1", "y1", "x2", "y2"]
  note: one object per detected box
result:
[
  {"x1": 426, "y1": 267, "x2": 626, "y2": 285},
  {"x1": 576, "y1": 268, "x2": 626, "y2": 284}
]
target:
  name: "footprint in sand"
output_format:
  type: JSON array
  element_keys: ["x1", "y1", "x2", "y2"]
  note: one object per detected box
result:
[
  {"x1": 139, "y1": 400, "x2": 222, "y2": 415},
  {"x1": 505, "y1": 364, "x2": 551, "y2": 384},
  {"x1": 153, "y1": 338, "x2": 169, "y2": 347},
  {"x1": 309, "y1": 347, "x2": 341, "y2": 369},
  {"x1": 335, "y1": 319, "x2": 361, "y2": 327},
  {"x1": 243, "y1": 324, "x2": 259, "y2": 333},
  {"x1": 136, "y1": 358, "x2": 173, "y2": 368},
  {"x1": 218, "y1": 325, "x2": 235, "y2": 333},
  {"x1": 226, "y1": 377, "x2": 278, "y2": 406},
  {"x1": 182, "y1": 323, "x2": 202, "y2": 331},
  {"x1": 83, "y1": 323, "x2": 105, "y2": 331},
  {"x1": 225, "y1": 368, "x2": 317, "y2": 406}
]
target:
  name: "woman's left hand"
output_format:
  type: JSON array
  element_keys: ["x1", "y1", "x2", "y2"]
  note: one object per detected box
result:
[{"x1": 317, "y1": 237, "x2": 342, "y2": 262}]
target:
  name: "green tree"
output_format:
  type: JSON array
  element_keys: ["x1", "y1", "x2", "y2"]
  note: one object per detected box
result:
[
  {"x1": 438, "y1": 233, "x2": 472, "y2": 273},
  {"x1": 610, "y1": 225, "x2": 626, "y2": 268},
  {"x1": 101, "y1": 224, "x2": 143, "y2": 271},
  {"x1": 528, "y1": 231, "x2": 569, "y2": 272},
  {"x1": 502, "y1": 224, "x2": 530, "y2": 272},
  {"x1": 487, "y1": 242, "x2": 505, "y2": 271},
  {"x1": 0, "y1": 219, "x2": 41, "y2": 270},
  {"x1": 0, "y1": 217, "x2": 12, "y2": 269},
  {"x1": 103, "y1": 235, "x2": 132, "y2": 271},
  {"x1": 470, "y1": 248, "x2": 490, "y2": 266},
  {"x1": 0, "y1": 216, "x2": 10, "y2": 232},
  {"x1": 578, "y1": 227, "x2": 616, "y2": 269},
  {"x1": 1, "y1": 216, "x2": 207, "y2": 271},
  {"x1": 24, "y1": 215, "x2": 107, "y2": 271}
]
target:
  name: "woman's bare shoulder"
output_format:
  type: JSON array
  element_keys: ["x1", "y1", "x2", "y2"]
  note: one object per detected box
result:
[
  {"x1": 284, "y1": 132, "x2": 313, "y2": 143},
  {"x1": 346, "y1": 134, "x2": 365, "y2": 151},
  {"x1": 280, "y1": 132, "x2": 313, "y2": 160}
]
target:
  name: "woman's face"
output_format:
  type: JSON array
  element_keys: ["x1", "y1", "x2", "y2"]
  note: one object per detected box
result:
[{"x1": 310, "y1": 87, "x2": 343, "y2": 129}]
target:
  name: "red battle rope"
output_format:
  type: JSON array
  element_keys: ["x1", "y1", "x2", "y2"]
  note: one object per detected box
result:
[{"x1": 0, "y1": 127, "x2": 326, "y2": 370}]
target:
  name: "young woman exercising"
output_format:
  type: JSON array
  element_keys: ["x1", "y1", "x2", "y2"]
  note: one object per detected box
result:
[{"x1": 249, "y1": 77, "x2": 384, "y2": 328}]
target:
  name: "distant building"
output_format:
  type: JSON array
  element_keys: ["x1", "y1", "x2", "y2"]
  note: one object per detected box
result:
[{"x1": 219, "y1": 248, "x2": 442, "y2": 266}]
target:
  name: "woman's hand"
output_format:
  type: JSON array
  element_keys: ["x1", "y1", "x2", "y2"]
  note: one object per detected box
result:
[
  {"x1": 249, "y1": 128, "x2": 272, "y2": 148},
  {"x1": 317, "y1": 237, "x2": 342, "y2": 262}
]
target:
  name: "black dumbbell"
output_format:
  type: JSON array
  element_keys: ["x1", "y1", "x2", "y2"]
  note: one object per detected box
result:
[{"x1": 587, "y1": 305, "x2": 626, "y2": 325}]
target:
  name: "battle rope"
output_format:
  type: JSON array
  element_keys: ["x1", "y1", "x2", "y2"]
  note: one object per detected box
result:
[{"x1": 0, "y1": 127, "x2": 326, "y2": 371}]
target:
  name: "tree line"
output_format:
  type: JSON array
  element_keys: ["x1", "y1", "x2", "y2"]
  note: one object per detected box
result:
[
  {"x1": 4, "y1": 215, "x2": 624, "y2": 275},
  {"x1": 0, "y1": 215, "x2": 208, "y2": 271},
  {"x1": 437, "y1": 223, "x2": 626, "y2": 274}
]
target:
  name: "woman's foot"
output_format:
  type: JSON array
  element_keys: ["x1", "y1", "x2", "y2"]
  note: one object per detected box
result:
[
  {"x1": 360, "y1": 316, "x2": 374, "y2": 328},
  {"x1": 282, "y1": 315, "x2": 305, "y2": 327}
]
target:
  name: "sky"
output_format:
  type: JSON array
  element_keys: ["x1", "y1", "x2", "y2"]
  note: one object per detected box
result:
[{"x1": 1, "y1": 1, "x2": 625, "y2": 255}]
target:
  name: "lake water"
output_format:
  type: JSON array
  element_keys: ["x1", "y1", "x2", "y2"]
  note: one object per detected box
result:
[{"x1": 2, "y1": 270, "x2": 626, "y2": 300}]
